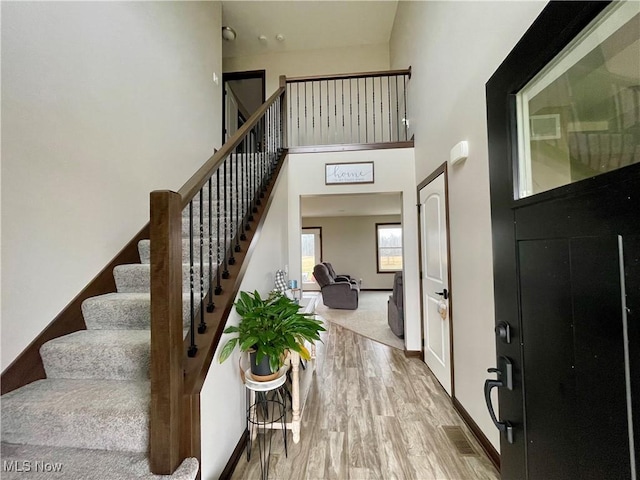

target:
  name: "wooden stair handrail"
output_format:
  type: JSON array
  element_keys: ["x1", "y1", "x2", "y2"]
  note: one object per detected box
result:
[
  {"x1": 285, "y1": 67, "x2": 411, "y2": 83},
  {"x1": 178, "y1": 86, "x2": 285, "y2": 205},
  {"x1": 150, "y1": 85, "x2": 286, "y2": 475}
]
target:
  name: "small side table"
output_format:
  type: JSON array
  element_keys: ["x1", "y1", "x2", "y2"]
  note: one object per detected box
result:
[{"x1": 244, "y1": 367, "x2": 288, "y2": 480}]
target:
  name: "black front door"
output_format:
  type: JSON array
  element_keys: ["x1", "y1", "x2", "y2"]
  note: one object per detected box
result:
[{"x1": 486, "y1": 2, "x2": 639, "y2": 479}]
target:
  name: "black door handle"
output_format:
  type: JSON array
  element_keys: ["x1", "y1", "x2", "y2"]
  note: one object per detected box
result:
[
  {"x1": 484, "y1": 357, "x2": 514, "y2": 444},
  {"x1": 435, "y1": 288, "x2": 449, "y2": 300}
]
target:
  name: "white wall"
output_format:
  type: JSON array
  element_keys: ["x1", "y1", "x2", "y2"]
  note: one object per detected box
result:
[
  {"x1": 200, "y1": 162, "x2": 289, "y2": 480},
  {"x1": 223, "y1": 43, "x2": 390, "y2": 96},
  {"x1": 1, "y1": 1, "x2": 223, "y2": 369},
  {"x1": 389, "y1": 0, "x2": 546, "y2": 450},
  {"x1": 302, "y1": 215, "x2": 401, "y2": 290},
  {"x1": 288, "y1": 148, "x2": 420, "y2": 350}
]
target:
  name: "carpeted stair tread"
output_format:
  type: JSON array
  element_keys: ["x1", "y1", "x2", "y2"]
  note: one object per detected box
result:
[
  {"x1": 41, "y1": 330, "x2": 150, "y2": 380},
  {"x1": 181, "y1": 198, "x2": 249, "y2": 217},
  {"x1": 82, "y1": 293, "x2": 191, "y2": 330},
  {"x1": 180, "y1": 214, "x2": 242, "y2": 236},
  {"x1": 1, "y1": 379, "x2": 149, "y2": 452},
  {"x1": 137, "y1": 238, "x2": 222, "y2": 264},
  {"x1": 113, "y1": 264, "x2": 210, "y2": 293},
  {"x1": 0, "y1": 443, "x2": 198, "y2": 479}
]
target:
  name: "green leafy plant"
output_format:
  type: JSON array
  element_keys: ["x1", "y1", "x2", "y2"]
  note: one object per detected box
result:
[{"x1": 218, "y1": 290, "x2": 326, "y2": 374}]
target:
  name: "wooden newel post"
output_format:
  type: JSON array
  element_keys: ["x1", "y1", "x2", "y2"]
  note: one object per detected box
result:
[
  {"x1": 279, "y1": 75, "x2": 287, "y2": 148},
  {"x1": 150, "y1": 190, "x2": 184, "y2": 474}
]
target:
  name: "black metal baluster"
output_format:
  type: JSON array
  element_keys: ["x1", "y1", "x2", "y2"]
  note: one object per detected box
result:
[
  {"x1": 296, "y1": 83, "x2": 300, "y2": 147},
  {"x1": 263, "y1": 110, "x2": 268, "y2": 188},
  {"x1": 319, "y1": 80, "x2": 322, "y2": 144},
  {"x1": 273, "y1": 102, "x2": 278, "y2": 166},
  {"x1": 349, "y1": 79, "x2": 353, "y2": 143},
  {"x1": 326, "y1": 80, "x2": 330, "y2": 144},
  {"x1": 188, "y1": 201, "x2": 197, "y2": 357},
  {"x1": 403, "y1": 74, "x2": 408, "y2": 141},
  {"x1": 222, "y1": 158, "x2": 230, "y2": 279},
  {"x1": 207, "y1": 177, "x2": 215, "y2": 311},
  {"x1": 228, "y1": 153, "x2": 236, "y2": 266},
  {"x1": 273, "y1": 102, "x2": 276, "y2": 155},
  {"x1": 357, "y1": 78, "x2": 361, "y2": 143},
  {"x1": 387, "y1": 76, "x2": 392, "y2": 143},
  {"x1": 263, "y1": 108, "x2": 268, "y2": 182},
  {"x1": 234, "y1": 147, "x2": 241, "y2": 253},
  {"x1": 395, "y1": 75, "x2": 400, "y2": 142},
  {"x1": 334, "y1": 79, "x2": 337, "y2": 144},
  {"x1": 380, "y1": 76, "x2": 384, "y2": 143},
  {"x1": 198, "y1": 189, "x2": 206, "y2": 333},
  {"x1": 242, "y1": 132, "x2": 253, "y2": 227},
  {"x1": 365, "y1": 77, "x2": 368, "y2": 143},
  {"x1": 373, "y1": 77, "x2": 377, "y2": 142},
  {"x1": 252, "y1": 127, "x2": 258, "y2": 214},
  {"x1": 270, "y1": 102, "x2": 274, "y2": 163},
  {"x1": 311, "y1": 82, "x2": 315, "y2": 145},
  {"x1": 215, "y1": 169, "x2": 222, "y2": 295},
  {"x1": 258, "y1": 117, "x2": 264, "y2": 201},
  {"x1": 304, "y1": 82, "x2": 308, "y2": 146},
  {"x1": 341, "y1": 79, "x2": 345, "y2": 144}
]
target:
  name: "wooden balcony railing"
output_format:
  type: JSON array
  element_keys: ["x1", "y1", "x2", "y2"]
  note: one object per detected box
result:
[{"x1": 284, "y1": 68, "x2": 411, "y2": 149}]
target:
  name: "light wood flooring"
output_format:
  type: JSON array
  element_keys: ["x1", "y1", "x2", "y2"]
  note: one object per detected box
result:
[{"x1": 231, "y1": 321, "x2": 500, "y2": 480}]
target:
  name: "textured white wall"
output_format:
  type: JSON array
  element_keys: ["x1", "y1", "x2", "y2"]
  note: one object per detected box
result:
[
  {"x1": 287, "y1": 149, "x2": 420, "y2": 350},
  {"x1": 389, "y1": 0, "x2": 546, "y2": 450},
  {"x1": 223, "y1": 43, "x2": 390, "y2": 96},
  {"x1": 1, "y1": 1, "x2": 223, "y2": 369},
  {"x1": 200, "y1": 162, "x2": 289, "y2": 480},
  {"x1": 302, "y1": 215, "x2": 401, "y2": 290}
]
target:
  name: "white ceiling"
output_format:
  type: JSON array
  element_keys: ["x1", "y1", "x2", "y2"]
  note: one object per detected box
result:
[
  {"x1": 221, "y1": 1, "x2": 399, "y2": 59},
  {"x1": 300, "y1": 192, "x2": 402, "y2": 218}
]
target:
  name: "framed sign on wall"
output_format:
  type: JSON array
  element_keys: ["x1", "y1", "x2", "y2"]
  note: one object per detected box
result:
[{"x1": 325, "y1": 162, "x2": 374, "y2": 185}]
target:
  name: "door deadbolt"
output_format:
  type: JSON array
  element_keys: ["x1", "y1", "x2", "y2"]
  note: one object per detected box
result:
[{"x1": 495, "y1": 322, "x2": 512, "y2": 344}]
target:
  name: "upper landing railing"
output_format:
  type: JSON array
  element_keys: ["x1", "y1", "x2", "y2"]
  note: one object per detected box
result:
[{"x1": 285, "y1": 68, "x2": 411, "y2": 149}]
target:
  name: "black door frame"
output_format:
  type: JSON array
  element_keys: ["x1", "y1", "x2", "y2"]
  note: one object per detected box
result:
[
  {"x1": 485, "y1": 1, "x2": 639, "y2": 478},
  {"x1": 222, "y1": 70, "x2": 266, "y2": 142}
]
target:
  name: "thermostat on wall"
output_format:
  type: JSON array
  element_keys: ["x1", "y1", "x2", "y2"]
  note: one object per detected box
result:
[{"x1": 450, "y1": 141, "x2": 469, "y2": 165}]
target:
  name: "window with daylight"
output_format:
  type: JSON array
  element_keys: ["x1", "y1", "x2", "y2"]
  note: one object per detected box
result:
[
  {"x1": 376, "y1": 223, "x2": 403, "y2": 273},
  {"x1": 301, "y1": 227, "x2": 322, "y2": 289}
]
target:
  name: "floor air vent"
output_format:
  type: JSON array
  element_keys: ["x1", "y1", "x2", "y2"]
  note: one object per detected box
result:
[{"x1": 442, "y1": 426, "x2": 478, "y2": 456}]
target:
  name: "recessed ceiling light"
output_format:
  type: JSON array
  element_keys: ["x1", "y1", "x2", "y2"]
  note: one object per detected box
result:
[
  {"x1": 258, "y1": 35, "x2": 268, "y2": 42},
  {"x1": 275, "y1": 34, "x2": 285, "y2": 42}
]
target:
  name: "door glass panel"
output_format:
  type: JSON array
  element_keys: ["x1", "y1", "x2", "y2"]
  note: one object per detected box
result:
[{"x1": 516, "y1": 1, "x2": 640, "y2": 199}]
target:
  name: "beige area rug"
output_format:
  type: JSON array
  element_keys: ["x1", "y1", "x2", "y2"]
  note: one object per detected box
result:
[{"x1": 313, "y1": 291, "x2": 405, "y2": 350}]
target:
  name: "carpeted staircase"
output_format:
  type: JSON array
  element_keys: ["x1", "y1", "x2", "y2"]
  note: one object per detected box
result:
[{"x1": 0, "y1": 175, "x2": 247, "y2": 478}]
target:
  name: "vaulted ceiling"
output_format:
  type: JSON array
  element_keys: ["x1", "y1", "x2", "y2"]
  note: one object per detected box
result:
[{"x1": 221, "y1": 1, "x2": 399, "y2": 59}]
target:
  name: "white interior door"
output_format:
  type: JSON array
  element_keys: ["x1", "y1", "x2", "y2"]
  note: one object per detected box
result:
[{"x1": 419, "y1": 172, "x2": 452, "y2": 395}]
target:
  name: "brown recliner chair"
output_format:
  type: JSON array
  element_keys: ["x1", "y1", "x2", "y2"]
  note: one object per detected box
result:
[
  {"x1": 322, "y1": 262, "x2": 360, "y2": 291},
  {"x1": 313, "y1": 263, "x2": 359, "y2": 310}
]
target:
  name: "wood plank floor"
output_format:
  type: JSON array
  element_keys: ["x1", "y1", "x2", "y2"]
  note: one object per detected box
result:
[{"x1": 231, "y1": 321, "x2": 500, "y2": 480}]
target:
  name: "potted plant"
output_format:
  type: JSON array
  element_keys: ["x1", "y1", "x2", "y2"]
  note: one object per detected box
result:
[{"x1": 218, "y1": 290, "x2": 325, "y2": 380}]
